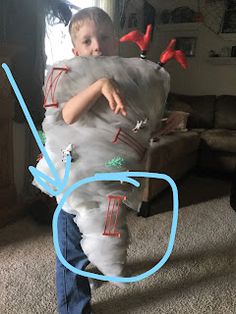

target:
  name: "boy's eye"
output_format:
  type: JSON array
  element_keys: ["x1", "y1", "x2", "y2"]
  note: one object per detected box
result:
[{"x1": 83, "y1": 39, "x2": 91, "y2": 45}]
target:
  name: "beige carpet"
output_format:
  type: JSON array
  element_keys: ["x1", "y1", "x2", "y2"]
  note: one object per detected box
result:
[{"x1": 0, "y1": 196, "x2": 235, "y2": 314}]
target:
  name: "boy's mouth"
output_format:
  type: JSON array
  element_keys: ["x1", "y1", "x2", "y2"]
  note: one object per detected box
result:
[{"x1": 93, "y1": 52, "x2": 103, "y2": 56}]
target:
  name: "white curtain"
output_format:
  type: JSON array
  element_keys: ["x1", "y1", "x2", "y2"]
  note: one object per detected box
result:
[{"x1": 71, "y1": 0, "x2": 115, "y2": 19}]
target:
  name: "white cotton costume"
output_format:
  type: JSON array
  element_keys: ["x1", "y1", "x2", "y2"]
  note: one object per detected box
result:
[{"x1": 33, "y1": 56, "x2": 170, "y2": 278}]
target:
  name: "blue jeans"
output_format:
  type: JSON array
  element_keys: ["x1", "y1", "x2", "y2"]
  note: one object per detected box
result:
[{"x1": 56, "y1": 210, "x2": 92, "y2": 314}]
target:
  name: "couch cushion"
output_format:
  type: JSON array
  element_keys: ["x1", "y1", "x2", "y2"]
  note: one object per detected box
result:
[
  {"x1": 200, "y1": 129, "x2": 236, "y2": 153},
  {"x1": 198, "y1": 150, "x2": 236, "y2": 173},
  {"x1": 214, "y1": 96, "x2": 236, "y2": 130},
  {"x1": 167, "y1": 94, "x2": 216, "y2": 129},
  {"x1": 149, "y1": 131, "x2": 200, "y2": 167},
  {"x1": 144, "y1": 151, "x2": 198, "y2": 201}
]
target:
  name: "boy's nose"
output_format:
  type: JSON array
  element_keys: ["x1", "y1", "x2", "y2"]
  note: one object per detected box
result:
[{"x1": 93, "y1": 39, "x2": 102, "y2": 55}]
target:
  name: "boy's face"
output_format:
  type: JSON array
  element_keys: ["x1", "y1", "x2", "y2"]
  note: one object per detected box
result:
[{"x1": 72, "y1": 19, "x2": 118, "y2": 57}]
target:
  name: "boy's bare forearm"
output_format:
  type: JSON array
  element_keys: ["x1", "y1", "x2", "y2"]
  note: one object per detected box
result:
[
  {"x1": 62, "y1": 78, "x2": 126, "y2": 124},
  {"x1": 62, "y1": 79, "x2": 104, "y2": 124}
]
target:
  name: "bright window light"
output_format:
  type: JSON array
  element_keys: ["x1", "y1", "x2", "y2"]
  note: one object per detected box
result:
[{"x1": 45, "y1": 0, "x2": 97, "y2": 66}]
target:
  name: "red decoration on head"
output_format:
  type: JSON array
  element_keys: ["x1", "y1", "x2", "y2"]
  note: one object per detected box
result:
[
  {"x1": 119, "y1": 24, "x2": 152, "y2": 59},
  {"x1": 159, "y1": 39, "x2": 188, "y2": 69}
]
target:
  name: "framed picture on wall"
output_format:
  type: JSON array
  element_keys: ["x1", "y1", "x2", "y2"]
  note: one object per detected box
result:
[
  {"x1": 175, "y1": 37, "x2": 197, "y2": 57},
  {"x1": 119, "y1": 0, "x2": 156, "y2": 39},
  {"x1": 222, "y1": 0, "x2": 236, "y2": 33}
]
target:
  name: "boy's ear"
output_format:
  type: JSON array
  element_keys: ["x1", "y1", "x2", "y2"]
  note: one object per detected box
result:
[{"x1": 72, "y1": 48, "x2": 79, "y2": 56}]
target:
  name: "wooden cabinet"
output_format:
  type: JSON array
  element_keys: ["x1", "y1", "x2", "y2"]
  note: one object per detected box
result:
[{"x1": 0, "y1": 45, "x2": 19, "y2": 227}]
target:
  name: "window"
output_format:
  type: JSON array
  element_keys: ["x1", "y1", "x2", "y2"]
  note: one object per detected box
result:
[
  {"x1": 222, "y1": 0, "x2": 236, "y2": 33},
  {"x1": 45, "y1": 0, "x2": 115, "y2": 66}
]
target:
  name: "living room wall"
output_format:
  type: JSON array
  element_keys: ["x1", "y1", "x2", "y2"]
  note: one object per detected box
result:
[
  {"x1": 0, "y1": 0, "x2": 44, "y2": 197},
  {"x1": 1, "y1": 0, "x2": 45, "y2": 196},
  {"x1": 5, "y1": 0, "x2": 71, "y2": 197},
  {"x1": 119, "y1": 0, "x2": 236, "y2": 96}
]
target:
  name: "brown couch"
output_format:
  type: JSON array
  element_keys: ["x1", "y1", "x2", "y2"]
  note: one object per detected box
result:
[{"x1": 139, "y1": 94, "x2": 236, "y2": 217}]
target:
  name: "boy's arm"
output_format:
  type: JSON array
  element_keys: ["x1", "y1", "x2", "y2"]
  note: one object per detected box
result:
[{"x1": 62, "y1": 78, "x2": 126, "y2": 124}]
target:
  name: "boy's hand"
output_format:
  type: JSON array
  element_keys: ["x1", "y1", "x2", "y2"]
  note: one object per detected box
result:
[{"x1": 99, "y1": 78, "x2": 127, "y2": 116}]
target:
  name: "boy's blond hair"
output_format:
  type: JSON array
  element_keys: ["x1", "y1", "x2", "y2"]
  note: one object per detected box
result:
[{"x1": 69, "y1": 7, "x2": 114, "y2": 46}]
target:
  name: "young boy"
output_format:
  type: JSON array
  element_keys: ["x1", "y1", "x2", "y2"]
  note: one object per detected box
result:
[
  {"x1": 62, "y1": 7, "x2": 126, "y2": 125},
  {"x1": 44, "y1": 7, "x2": 183, "y2": 314},
  {"x1": 55, "y1": 7, "x2": 126, "y2": 314}
]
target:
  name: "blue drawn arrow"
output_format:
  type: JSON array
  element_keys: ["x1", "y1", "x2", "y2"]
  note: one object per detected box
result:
[
  {"x1": 52, "y1": 171, "x2": 179, "y2": 282},
  {"x1": 1, "y1": 63, "x2": 71, "y2": 196}
]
